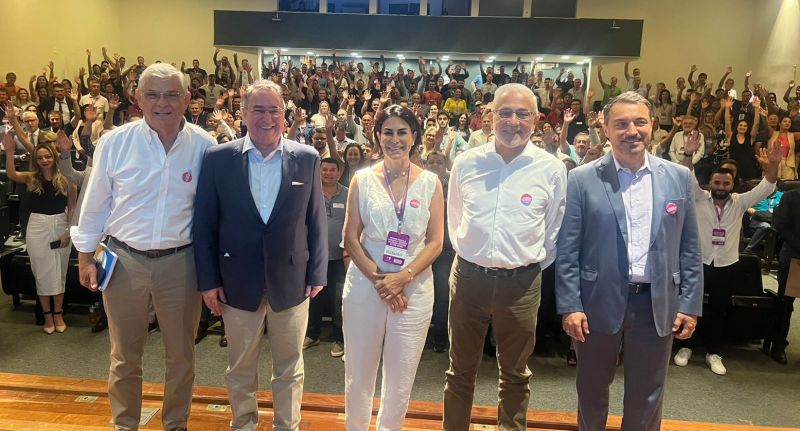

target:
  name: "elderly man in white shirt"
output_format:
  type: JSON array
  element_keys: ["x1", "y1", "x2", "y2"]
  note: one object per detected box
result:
[
  {"x1": 668, "y1": 115, "x2": 705, "y2": 164},
  {"x1": 444, "y1": 83, "x2": 567, "y2": 431},
  {"x1": 73, "y1": 64, "x2": 215, "y2": 431},
  {"x1": 674, "y1": 132, "x2": 782, "y2": 376}
]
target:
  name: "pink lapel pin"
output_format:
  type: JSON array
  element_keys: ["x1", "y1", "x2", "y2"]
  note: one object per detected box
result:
[
  {"x1": 665, "y1": 202, "x2": 678, "y2": 215},
  {"x1": 409, "y1": 199, "x2": 420, "y2": 208},
  {"x1": 182, "y1": 170, "x2": 193, "y2": 183}
]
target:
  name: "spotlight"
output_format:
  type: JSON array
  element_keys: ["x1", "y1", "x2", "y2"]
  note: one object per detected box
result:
[
  {"x1": 307, "y1": 51, "x2": 314, "y2": 55},
  {"x1": 535, "y1": 57, "x2": 544, "y2": 61},
  {"x1": 351, "y1": 52, "x2": 359, "y2": 57},
  {"x1": 561, "y1": 55, "x2": 571, "y2": 59}
]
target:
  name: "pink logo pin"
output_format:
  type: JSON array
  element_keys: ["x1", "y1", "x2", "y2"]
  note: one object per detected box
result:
[
  {"x1": 520, "y1": 193, "x2": 533, "y2": 206},
  {"x1": 665, "y1": 202, "x2": 678, "y2": 215},
  {"x1": 409, "y1": 199, "x2": 420, "y2": 208},
  {"x1": 182, "y1": 170, "x2": 193, "y2": 183}
]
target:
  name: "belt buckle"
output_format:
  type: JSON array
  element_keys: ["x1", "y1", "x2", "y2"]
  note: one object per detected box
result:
[
  {"x1": 629, "y1": 283, "x2": 643, "y2": 294},
  {"x1": 145, "y1": 249, "x2": 161, "y2": 259}
]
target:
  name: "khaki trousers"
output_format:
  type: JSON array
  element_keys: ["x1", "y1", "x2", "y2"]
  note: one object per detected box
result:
[
  {"x1": 443, "y1": 257, "x2": 542, "y2": 431},
  {"x1": 221, "y1": 296, "x2": 308, "y2": 431},
  {"x1": 104, "y1": 243, "x2": 201, "y2": 431}
]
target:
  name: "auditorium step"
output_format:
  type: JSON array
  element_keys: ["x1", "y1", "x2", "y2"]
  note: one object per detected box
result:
[{"x1": 0, "y1": 373, "x2": 794, "y2": 430}]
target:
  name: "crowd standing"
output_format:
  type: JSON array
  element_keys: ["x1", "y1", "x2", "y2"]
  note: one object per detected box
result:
[{"x1": 1, "y1": 47, "x2": 799, "y2": 431}]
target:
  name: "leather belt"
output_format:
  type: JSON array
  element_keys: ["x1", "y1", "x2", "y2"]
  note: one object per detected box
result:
[
  {"x1": 457, "y1": 256, "x2": 540, "y2": 278},
  {"x1": 109, "y1": 236, "x2": 191, "y2": 259},
  {"x1": 628, "y1": 282, "x2": 651, "y2": 294}
]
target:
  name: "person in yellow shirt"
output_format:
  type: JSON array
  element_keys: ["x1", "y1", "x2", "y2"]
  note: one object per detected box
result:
[{"x1": 443, "y1": 88, "x2": 467, "y2": 125}]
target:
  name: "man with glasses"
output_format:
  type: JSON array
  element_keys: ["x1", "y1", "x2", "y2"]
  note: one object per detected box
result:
[
  {"x1": 193, "y1": 79, "x2": 327, "y2": 431},
  {"x1": 444, "y1": 83, "x2": 567, "y2": 430},
  {"x1": 74, "y1": 63, "x2": 215, "y2": 431}
]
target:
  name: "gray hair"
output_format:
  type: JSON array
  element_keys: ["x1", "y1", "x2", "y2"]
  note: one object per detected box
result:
[
  {"x1": 21, "y1": 110, "x2": 38, "y2": 121},
  {"x1": 603, "y1": 91, "x2": 654, "y2": 124},
  {"x1": 242, "y1": 80, "x2": 285, "y2": 111},
  {"x1": 493, "y1": 83, "x2": 539, "y2": 115},
  {"x1": 138, "y1": 63, "x2": 187, "y2": 92}
]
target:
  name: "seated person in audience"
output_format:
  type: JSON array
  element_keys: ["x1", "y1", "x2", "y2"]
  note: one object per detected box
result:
[
  {"x1": 311, "y1": 127, "x2": 330, "y2": 158},
  {"x1": 185, "y1": 100, "x2": 208, "y2": 127},
  {"x1": 744, "y1": 190, "x2": 783, "y2": 254},
  {"x1": 467, "y1": 110, "x2": 493, "y2": 149}
]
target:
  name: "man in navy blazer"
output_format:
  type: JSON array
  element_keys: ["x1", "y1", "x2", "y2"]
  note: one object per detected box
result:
[
  {"x1": 193, "y1": 80, "x2": 327, "y2": 431},
  {"x1": 556, "y1": 92, "x2": 703, "y2": 431}
]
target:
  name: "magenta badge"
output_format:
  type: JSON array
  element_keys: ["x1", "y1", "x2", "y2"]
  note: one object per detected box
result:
[
  {"x1": 182, "y1": 170, "x2": 193, "y2": 183},
  {"x1": 520, "y1": 193, "x2": 533, "y2": 206},
  {"x1": 409, "y1": 199, "x2": 420, "y2": 208},
  {"x1": 665, "y1": 202, "x2": 678, "y2": 215}
]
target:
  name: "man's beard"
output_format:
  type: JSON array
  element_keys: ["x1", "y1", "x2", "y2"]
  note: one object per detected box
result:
[{"x1": 711, "y1": 189, "x2": 730, "y2": 201}]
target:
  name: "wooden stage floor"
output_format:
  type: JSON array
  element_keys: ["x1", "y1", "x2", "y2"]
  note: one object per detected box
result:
[{"x1": 0, "y1": 372, "x2": 796, "y2": 430}]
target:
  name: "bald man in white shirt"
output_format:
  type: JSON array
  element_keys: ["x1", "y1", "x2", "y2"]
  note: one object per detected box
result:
[{"x1": 444, "y1": 83, "x2": 567, "y2": 431}]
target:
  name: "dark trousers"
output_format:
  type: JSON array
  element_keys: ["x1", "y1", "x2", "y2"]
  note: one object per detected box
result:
[
  {"x1": 770, "y1": 250, "x2": 796, "y2": 351},
  {"x1": 17, "y1": 186, "x2": 30, "y2": 235},
  {"x1": 701, "y1": 263, "x2": 735, "y2": 355},
  {"x1": 307, "y1": 259, "x2": 345, "y2": 342},
  {"x1": 576, "y1": 291, "x2": 673, "y2": 431},
  {"x1": 443, "y1": 257, "x2": 542, "y2": 431},
  {"x1": 432, "y1": 249, "x2": 455, "y2": 343}
]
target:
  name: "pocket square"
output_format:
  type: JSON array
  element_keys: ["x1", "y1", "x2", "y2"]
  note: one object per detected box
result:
[{"x1": 291, "y1": 181, "x2": 305, "y2": 186}]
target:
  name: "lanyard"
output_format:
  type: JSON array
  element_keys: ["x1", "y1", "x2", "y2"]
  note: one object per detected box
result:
[{"x1": 382, "y1": 163, "x2": 410, "y2": 230}]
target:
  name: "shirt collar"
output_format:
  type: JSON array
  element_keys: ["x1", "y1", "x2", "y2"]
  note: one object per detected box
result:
[
  {"x1": 243, "y1": 135, "x2": 284, "y2": 162},
  {"x1": 612, "y1": 153, "x2": 651, "y2": 175},
  {"x1": 485, "y1": 140, "x2": 537, "y2": 162},
  {"x1": 141, "y1": 117, "x2": 188, "y2": 143}
]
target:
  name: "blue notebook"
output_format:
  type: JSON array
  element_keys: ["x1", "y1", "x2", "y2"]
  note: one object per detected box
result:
[{"x1": 94, "y1": 243, "x2": 119, "y2": 292}]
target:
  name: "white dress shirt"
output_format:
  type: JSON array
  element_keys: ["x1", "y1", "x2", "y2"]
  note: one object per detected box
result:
[
  {"x1": 243, "y1": 135, "x2": 284, "y2": 223},
  {"x1": 72, "y1": 119, "x2": 215, "y2": 253},
  {"x1": 52, "y1": 98, "x2": 72, "y2": 124},
  {"x1": 613, "y1": 155, "x2": 654, "y2": 283},
  {"x1": 448, "y1": 142, "x2": 567, "y2": 269},
  {"x1": 79, "y1": 93, "x2": 109, "y2": 118},
  {"x1": 692, "y1": 175, "x2": 775, "y2": 267}
]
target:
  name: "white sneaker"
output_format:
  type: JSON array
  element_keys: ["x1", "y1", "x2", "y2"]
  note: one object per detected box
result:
[
  {"x1": 673, "y1": 348, "x2": 692, "y2": 366},
  {"x1": 706, "y1": 354, "x2": 727, "y2": 375}
]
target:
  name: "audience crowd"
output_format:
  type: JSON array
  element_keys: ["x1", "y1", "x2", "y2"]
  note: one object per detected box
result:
[{"x1": 1, "y1": 46, "x2": 799, "y2": 428}]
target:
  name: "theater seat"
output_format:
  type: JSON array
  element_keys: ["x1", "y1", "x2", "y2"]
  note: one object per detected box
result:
[
  {"x1": 779, "y1": 180, "x2": 800, "y2": 192},
  {"x1": 724, "y1": 253, "x2": 777, "y2": 342}
]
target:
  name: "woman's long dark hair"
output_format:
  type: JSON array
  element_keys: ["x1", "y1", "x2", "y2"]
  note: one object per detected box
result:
[{"x1": 373, "y1": 104, "x2": 423, "y2": 154}]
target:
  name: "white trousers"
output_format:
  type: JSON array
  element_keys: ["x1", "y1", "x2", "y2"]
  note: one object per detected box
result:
[
  {"x1": 342, "y1": 266, "x2": 433, "y2": 431},
  {"x1": 26, "y1": 212, "x2": 69, "y2": 296}
]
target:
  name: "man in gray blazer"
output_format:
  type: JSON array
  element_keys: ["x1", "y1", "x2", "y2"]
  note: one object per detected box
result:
[{"x1": 556, "y1": 91, "x2": 703, "y2": 431}]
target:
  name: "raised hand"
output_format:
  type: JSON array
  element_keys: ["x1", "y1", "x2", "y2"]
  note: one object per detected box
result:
[
  {"x1": 563, "y1": 108, "x2": 575, "y2": 123},
  {"x1": 683, "y1": 129, "x2": 702, "y2": 154},
  {"x1": 726, "y1": 66, "x2": 733, "y2": 73},
  {"x1": 701, "y1": 98, "x2": 710, "y2": 110},
  {"x1": 86, "y1": 49, "x2": 91, "y2": 56},
  {"x1": 79, "y1": 67, "x2": 86, "y2": 77},
  {"x1": 751, "y1": 96, "x2": 761, "y2": 108},
  {"x1": 2, "y1": 132, "x2": 15, "y2": 153},
  {"x1": 84, "y1": 105, "x2": 98, "y2": 123},
  {"x1": 348, "y1": 95, "x2": 357, "y2": 107},
  {"x1": 56, "y1": 130, "x2": 73, "y2": 154},
  {"x1": 790, "y1": 80, "x2": 795, "y2": 88},
  {"x1": 380, "y1": 90, "x2": 390, "y2": 104},
  {"x1": 745, "y1": 70, "x2": 752, "y2": 78},
  {"x1": 69, "y1": 88, "x2": 79, "y2": 102},
  {"x1": 672, "y1": 116, "x2": 683, "y2": 129},
  {"x1": 646, "y1": 82, "x2": 652, "y2": 91},
  {"x1": 215, "y1": 47, "x2": 221, "y2": 54},
  {"x1": 29, "y1": 75, "x2": 36, "y2": 84},
  {"x1": 227, "y1": 88, "x2": 235, "y2": 98},
  {"x1": 48, "y1": 61, "x2": 54, "y2": 70},
  {"x1": 324, "y1": 114, "x2": 336, "y2": 131},
  {"x1": 597, "y1": 64, "x2": 603, "y2": 72},
  {"x1": 291, "y1": 106, "x2": 303, "y2": 123},
  {"x1": 108, "y1": 94, "x2": 120, "y2": 110},
  {"x1": 689, "y1": 92, "x2": 698, "y2": 103},
  {"x1": 722, "y1": 97, "x2": 734, "y2": 109},
  {"x1": 690, "y1": 64, "x2": 697, "y2": 72},
  {"x1": 586, "y1": 110, "x2": 598, "y2": 127},
  {"x1": 363, "y1": 90, "x2": 372, "y2": 101},
  {"x1": 215, "y1": 95, "x2": 225, "y2": 108}
]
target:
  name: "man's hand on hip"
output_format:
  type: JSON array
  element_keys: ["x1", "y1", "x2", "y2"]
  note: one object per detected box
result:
[
  {"x1": 563, "y1": 311, "x2": 590, "y2": 342},
  {"x1": 672, "y1": 313, "x2": 697, "y2": 340},
  {"x1": 202, "y1": 287, "x2": 227, "y2": 316},
  {"x1": 305, "y1": 285, "x2": 324, "y2": 298}
]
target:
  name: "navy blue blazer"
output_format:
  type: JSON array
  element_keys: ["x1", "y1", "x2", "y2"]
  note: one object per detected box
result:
[{"x1": 193, "y1": 137, "x2": 328, "y2": 312}]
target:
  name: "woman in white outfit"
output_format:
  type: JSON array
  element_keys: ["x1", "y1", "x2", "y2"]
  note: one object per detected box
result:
[
  {"x1": 342, "y1": 105, "x2": 444, "y2": 430},
  {"x1": 3, "y1": 131, "x2": 76, "y2": 334}
]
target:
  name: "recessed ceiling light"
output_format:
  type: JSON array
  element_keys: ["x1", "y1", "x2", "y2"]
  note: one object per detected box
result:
[
  {"x1": 396, "y1": 54, "x2": 405, "y2": 58},
  {"x1": 535, "y1": 57, "x2": 544, "y2": 61},
  {"x1": 488, "y1": 56, "x2": 496, "y2": 60},
  {"x1": 442, "y1": 55, "x2": 450, "y2": 60},
  {"x1": 306, "y1": 51, "x2": 314, "y2": 55},
  {"x1": 576, "y1": 61, "x2": 585, "y2": 65},
  {"x1": 351, "y1": 52, "x2": 359, "y2": 57},
  {"x1": 561, "y1": 55, "x2": 571, "y2": 59},
  {"x1": 583, "y1": 58, "x2": 591, "y2": 62}
]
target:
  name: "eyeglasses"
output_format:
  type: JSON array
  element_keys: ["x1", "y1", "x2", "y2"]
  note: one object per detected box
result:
[
  {"x1": 143, "y1": 91, "x2": 181, "y2": 102},
  {"x1": 496, "y1": 109, "x2": 534, "y2": 120},
  {"x1": 249, "y1": 108, "x2": 284, "y2": 117}
]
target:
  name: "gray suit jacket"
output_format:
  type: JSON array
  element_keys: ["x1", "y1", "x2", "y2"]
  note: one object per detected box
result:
[{"x1": 556, "y1": 152, "x2": 703, "y2": 337}]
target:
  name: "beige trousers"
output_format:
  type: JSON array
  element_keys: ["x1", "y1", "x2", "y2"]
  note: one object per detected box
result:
[
  {"x1": 221, "y1": 296, "x2": 309, "y2": 431},
  {"x1": 104, "y1": 243, "x2": 201, "y2": 431}
]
